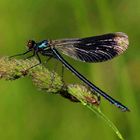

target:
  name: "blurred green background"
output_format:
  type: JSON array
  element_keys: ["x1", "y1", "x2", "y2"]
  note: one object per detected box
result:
[{"x1": 0, "y1": 0, "x2": 140, "y2": 140}]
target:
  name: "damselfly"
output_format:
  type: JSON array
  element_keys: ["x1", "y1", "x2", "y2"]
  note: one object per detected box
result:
[{"x1": 10, "y1": 32, "x2": 129, "y2": 111}]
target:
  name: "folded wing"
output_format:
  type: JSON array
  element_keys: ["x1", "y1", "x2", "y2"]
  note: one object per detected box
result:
[{"x1": 53, "y1": 32, "x2": 129, "y2": 63}]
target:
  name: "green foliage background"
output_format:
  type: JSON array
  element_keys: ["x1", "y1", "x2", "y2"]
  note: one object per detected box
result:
[{"x1": 0, "y1": 0, "x2": 139, "y2": 140}]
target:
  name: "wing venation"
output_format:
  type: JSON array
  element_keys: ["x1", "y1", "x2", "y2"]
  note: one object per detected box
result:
[{"x1": 53, "y1": 32, "x2": 129, "y2": 63}]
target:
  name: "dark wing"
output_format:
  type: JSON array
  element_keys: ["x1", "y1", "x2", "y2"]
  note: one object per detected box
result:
[{"x1": 52, "y1": 32, "x2": 129, "y2": 62}]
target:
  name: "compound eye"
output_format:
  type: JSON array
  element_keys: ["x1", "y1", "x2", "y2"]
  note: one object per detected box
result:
[{"x1": 27, "y1": 40, "x2": 35, "y2": 49}]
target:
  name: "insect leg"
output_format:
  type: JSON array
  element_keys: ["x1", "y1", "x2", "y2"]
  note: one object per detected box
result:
[
  {"x1": 29, "y1": 52, "x2": 42, "y2": 69},
  {"x1": 24, "y1": 52, "x2": 42, "y2": 72},
  {"x1": 25, "y1": 50, "x2": 35, "y2": 59},
  {"x1": 61, "y1": 65, "x2": 65, "y2": 83},
  {"x1": 46, "y1": 57, "x2": 52, "y2": 64},
  {"x1": 9, "y1": 50, "x2": 31, "y2": 58}
]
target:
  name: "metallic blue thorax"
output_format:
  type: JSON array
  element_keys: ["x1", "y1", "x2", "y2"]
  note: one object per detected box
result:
[{"x1": 38, "y1": 40, "x2": 49, "y2": 49}]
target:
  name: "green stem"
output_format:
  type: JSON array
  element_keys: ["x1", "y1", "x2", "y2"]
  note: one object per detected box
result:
[{"x1": 0, "y1": 56, "x2": 124, "y2": 140}]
